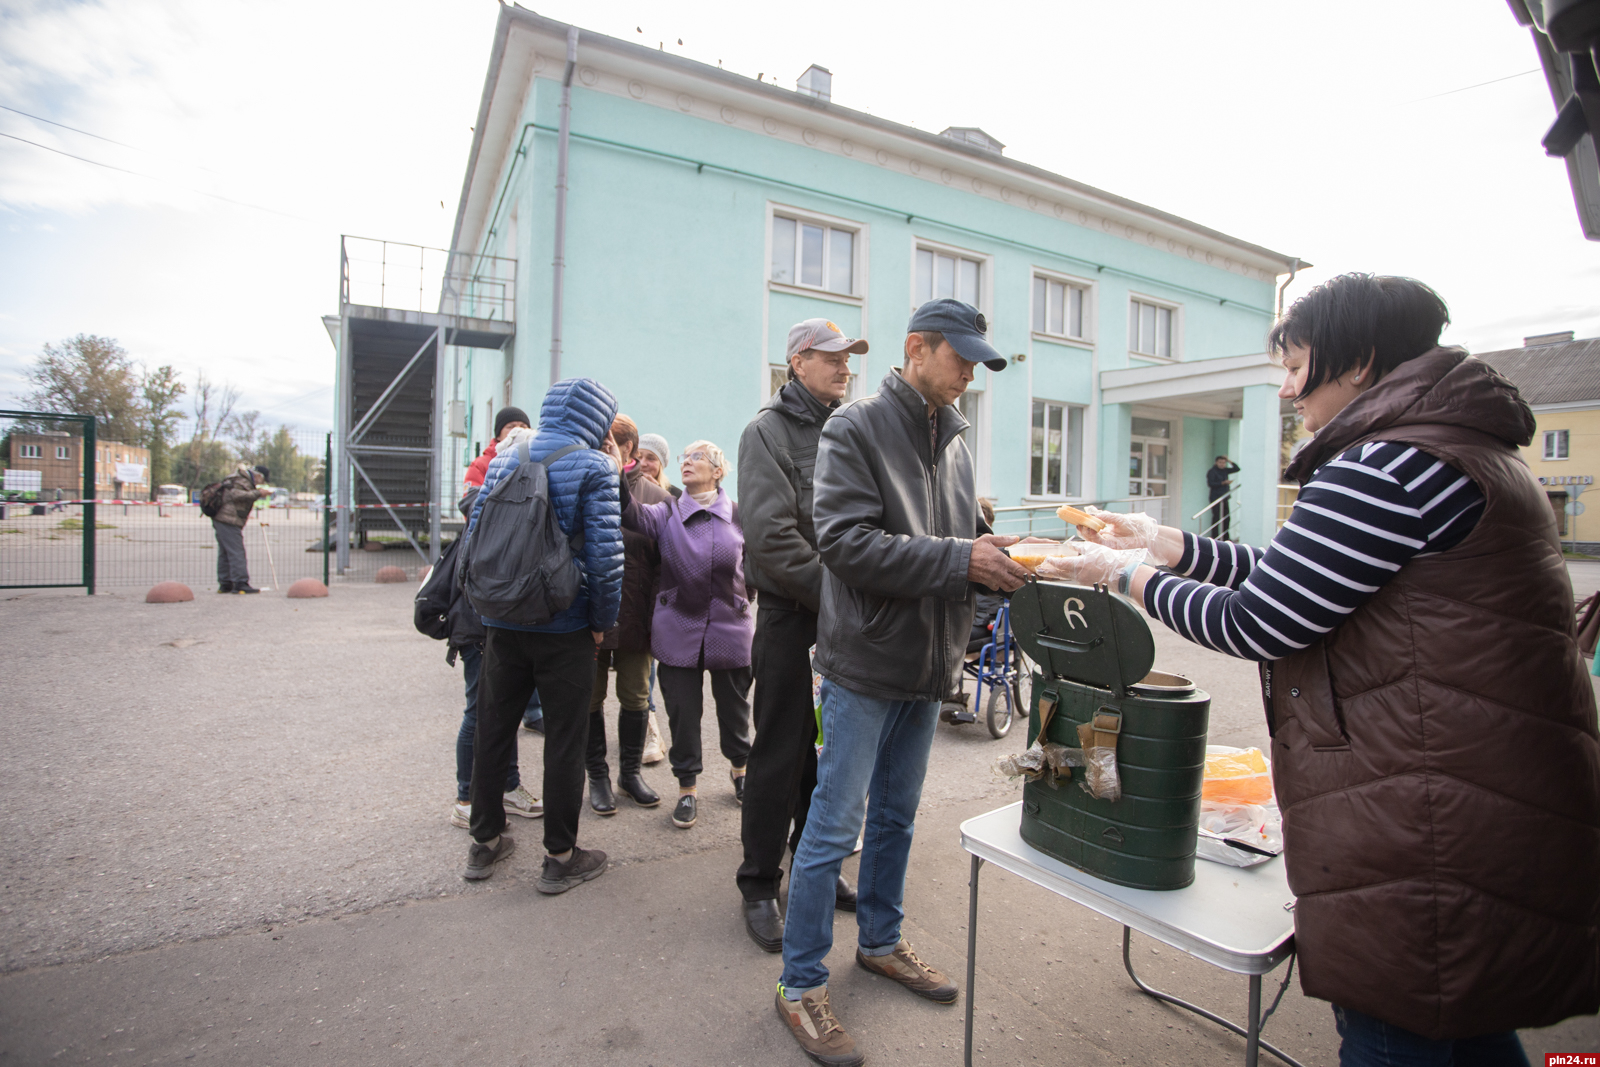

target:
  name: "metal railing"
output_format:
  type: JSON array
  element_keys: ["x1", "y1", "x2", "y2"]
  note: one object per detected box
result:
[
  {"x1": 991, "y1": 496, "x2": 1170, "y2": 540},
  {"x1": 340, "y1": 236, "x2": 517, "y2": 322},
  {"x1": 1193, "y1": 485, "x2": 1240, "y2": 540}
]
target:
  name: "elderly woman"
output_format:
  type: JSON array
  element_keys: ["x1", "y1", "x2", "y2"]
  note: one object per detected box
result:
[
  {"x1": 1043, "y1": 273, "x2": 1600, "y2": 1067},
  {"x1": 635, "y1": 433, "x2": 681, "y2": 499},
  {"x1": 619, "y1": 439, "x2": 754, "y2": 830}
]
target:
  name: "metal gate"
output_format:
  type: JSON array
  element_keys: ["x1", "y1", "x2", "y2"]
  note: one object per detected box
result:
[{"x1": 0, "y1": 410, "x2": 97, "y2": 593}]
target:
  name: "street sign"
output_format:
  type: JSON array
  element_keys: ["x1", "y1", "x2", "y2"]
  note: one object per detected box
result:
[{"x1": 1567, "y1": 501, "x2": 1586, "y2": 517}]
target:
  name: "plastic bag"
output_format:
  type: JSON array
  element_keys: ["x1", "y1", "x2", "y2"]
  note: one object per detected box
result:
[
  {"x1": 1077, "y1": 720, "x2": 1122, "y2": 801},
  {"x1": 993, "y1": 742, "x2": 1084, "y2": 786},
  {"x1": 1195, "y1": 745, "x2": 1282, "y2": 867}
]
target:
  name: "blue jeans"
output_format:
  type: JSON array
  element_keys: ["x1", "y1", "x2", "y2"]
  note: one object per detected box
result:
[
  {"x1": 457, "y1": 644, "x2": 525, "y2": 802},
  {"x1": 779, "y1": 679, "x2": 939, "y2": 994},
  {"x1": 1334, "y1": 1006, "x2": 1529, "y2": 1067}
]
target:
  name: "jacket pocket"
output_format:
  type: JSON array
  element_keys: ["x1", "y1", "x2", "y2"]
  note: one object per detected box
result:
[
  {"x1": 1277, "y1": 645, "x2": 1350, "y2": 751},
  {"x1": 860, "y1": 593, "x2": 893, "y2": 638}
]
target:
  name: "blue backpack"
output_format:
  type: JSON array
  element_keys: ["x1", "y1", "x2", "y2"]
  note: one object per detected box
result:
[{"x1": 457, "y1": 442, "x2": 584, "y2": 627}]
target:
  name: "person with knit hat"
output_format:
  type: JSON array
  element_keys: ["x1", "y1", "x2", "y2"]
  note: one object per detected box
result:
[
  {"x1": 464, "y1": 406, "x2": 531, "y2": 491},
  {"x1": 634, "y1": 433, "x2": 679, "y2": 499},
  {"x1": 210, "y1": 463, "x2": 271, "y2": 593}
]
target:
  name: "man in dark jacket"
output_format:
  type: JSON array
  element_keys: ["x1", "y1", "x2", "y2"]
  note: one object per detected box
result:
[
  {"x1": 736, "y1": 319, "x2": 866, "y2": 951},
  {"x1": 774, "y1": 300, "x2": 1028, "y2": 1065},
  {"x1": 211, "y1": 464, "x2": 269, "y2": 593},
  {"x1": 1205, "y1": 455, "x2": 1239, "y2": 539},
  {"x1": 461, "y1": 378, "x2": 625, "y2": 895}
]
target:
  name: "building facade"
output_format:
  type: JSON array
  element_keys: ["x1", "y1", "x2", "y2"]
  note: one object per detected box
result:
[
  {"x1": 5, "y1": 433, "x2": 149, "y2": 500},
  {"x1": 1481, "y1": 331, "x2": 1600, "y2": 545},
  {"x1": 445, "y1": 10, "x2": 1303, "y2": 545}
]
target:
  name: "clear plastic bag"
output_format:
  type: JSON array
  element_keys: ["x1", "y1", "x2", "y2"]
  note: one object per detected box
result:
[
  {"x1": 993, "y1": 742, "x2": 1084, "y2": 787},
  {"x1": 1195, "y1": 745, "x2": 1282, "y2": 867}
]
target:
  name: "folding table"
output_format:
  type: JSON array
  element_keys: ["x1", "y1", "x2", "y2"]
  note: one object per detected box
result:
[{"x1": 960, "y1": 802, "x2": 1305, "y2": 1067}]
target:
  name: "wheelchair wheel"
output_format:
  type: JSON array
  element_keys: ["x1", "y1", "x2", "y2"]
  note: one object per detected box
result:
[{"x1": 986, "y1": 680, "x2": 1014, "y2": 739}]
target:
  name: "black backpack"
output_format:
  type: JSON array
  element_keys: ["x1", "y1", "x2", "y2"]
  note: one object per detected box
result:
[
  {"x1": 457, "y1": 441, "x2": 584, "y2": 627},
  {"x1": 199, "y1": 480, "x2": 225, "y2": 518},
  {"x1": 414, "y1": 535, "x2": 463, "y2": 640}
]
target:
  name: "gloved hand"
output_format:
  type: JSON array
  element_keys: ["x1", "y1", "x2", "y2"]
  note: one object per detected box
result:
[
  {"x1": 1036, "y1": 540, "x2": 1148, "y2": 594},
  {"x1": 1075, "y1": 506, "x2": 1159, "y2": 550}
]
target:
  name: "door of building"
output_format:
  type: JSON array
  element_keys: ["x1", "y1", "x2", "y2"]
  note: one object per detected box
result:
[{"x1": 1129, "y1": 416, "x2": 1171, "y2": 523}]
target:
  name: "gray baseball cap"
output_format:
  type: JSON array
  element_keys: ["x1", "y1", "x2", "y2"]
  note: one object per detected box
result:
[{"x1": 787, "y1": 318, "x2": 869, "y2": 360}]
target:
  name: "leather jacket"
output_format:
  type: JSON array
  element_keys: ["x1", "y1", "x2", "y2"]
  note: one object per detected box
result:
[
  {"x1": 738, "y1": 380, "x2": 838, "y2": 612},
  {"x1": 812, "y1": 370, "x2": 981, "y2": 702}
]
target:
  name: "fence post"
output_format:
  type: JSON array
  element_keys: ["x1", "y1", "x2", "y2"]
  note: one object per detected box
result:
[
  {"x1": 324, "y1": 431, "x2": 332, "y2": 587},
  {"x1": 82, "y1": 416, "x2": 96, "y2": 595}
]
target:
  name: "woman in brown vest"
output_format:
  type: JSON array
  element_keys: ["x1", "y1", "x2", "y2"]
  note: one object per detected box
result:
[{"x1": 1044, "y1": 273, "x2": 1600, "y2": 1066}]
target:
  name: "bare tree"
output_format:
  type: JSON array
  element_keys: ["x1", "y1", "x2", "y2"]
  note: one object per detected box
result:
[{"x1": 189, "y1": 371, "x2": 240, "y2": 443}]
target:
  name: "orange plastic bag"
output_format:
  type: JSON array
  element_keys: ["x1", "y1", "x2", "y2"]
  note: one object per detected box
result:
[{"x1": 1202, "y1": 746, "x2": 1274, "y2": 807}]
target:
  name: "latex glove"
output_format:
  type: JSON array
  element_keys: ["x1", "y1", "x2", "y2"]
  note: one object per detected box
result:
[
  {"x1": 1075, "y1": 506, "x2": 1159, "y2": 551},
  {"x1": 1036, "y1": 540, "x2": 1148, "y2": 594}
]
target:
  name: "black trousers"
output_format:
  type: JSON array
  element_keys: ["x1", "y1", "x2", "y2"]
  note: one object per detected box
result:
[
  {"x1": 1209, "y1": 490, "x2": 1232, "y2": 540},
  {"x1": 736, "y1": 596, "x2": 818, "y2": 902},
  {"x1": 212, "y1": 520, "x2": 249, "y2": 585},
  {"x1": 471, "y1": 626, "x2": 595, "y2": 854},
  {"x1": 656, "y1": 657, "x2": 752, "y2": 787}
]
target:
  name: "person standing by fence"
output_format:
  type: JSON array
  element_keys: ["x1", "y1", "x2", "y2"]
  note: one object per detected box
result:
[
  {"x1": 210, "y1": 464, "x2": 270, "y2": 594},
  {"x1": 1206, "y1": 455, "x2": 1240, "y2": 540}
]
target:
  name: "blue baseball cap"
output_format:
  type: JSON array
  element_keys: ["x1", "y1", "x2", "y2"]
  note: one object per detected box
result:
[{"x1": 907, "y1": 298, "x2": 1007, "y2": 371}]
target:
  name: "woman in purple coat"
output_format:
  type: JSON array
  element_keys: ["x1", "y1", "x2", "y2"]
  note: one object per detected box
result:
[{"x1": 619, "y1": 439, "x2": 754, "y2": 830}]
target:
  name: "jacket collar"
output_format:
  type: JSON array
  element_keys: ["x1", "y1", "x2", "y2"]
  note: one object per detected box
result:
[
  {"x1": 762, "y1": 379, "x2": 838, "y2": 426},
  {"x1": 878, "y1": 369, "x2": 970, "y2": 461},
  {"x1": 677, "y1": 486, "x2": 734, "y2": 523}
]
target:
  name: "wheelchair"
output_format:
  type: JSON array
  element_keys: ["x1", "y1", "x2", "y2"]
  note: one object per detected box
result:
[{"x1": 939, "y1": 598, "x2": 1025, "y2": 739}]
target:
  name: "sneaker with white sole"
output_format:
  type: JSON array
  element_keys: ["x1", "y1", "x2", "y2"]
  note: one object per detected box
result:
[
  {"x1": 503, "y1": 785, "x2": 544, "y2": 819},
  {"x1": 450, "y1": 799, "x2": 470, "y2": 828},
  {"x1": 775, "y1": 985, "x2": 863, "y2": 1066}
]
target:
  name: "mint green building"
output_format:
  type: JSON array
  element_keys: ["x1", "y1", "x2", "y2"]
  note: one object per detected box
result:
[{"x1": 446, "y1": 8, "x2": 1303, "y2": 546}]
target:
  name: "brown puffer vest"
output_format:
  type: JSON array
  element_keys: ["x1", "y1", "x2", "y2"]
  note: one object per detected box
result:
[{"x1": 1269, "y1": 347, "x2": 1600, "y2": 1039}]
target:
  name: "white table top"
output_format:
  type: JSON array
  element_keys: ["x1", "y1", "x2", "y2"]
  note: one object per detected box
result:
[{"x1": 960, "y1": 802, "x2": 1296, "y2": 975}]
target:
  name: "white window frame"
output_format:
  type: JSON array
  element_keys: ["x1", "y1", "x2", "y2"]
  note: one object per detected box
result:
[
  {"x1": 911, "y1": 237, "x2": 992, "y2": 314},
  {"x1": 20, "y1": 443, "x2": 41, "y2": 459},
  {"x1": 1544, "y1": 429, "x2": 1571, "y2": 461},
  {"x1": 768, "y1": 204, "x2": 864, "y2": 300},
  {"x1": 1031, "y1": 269, "x2": 1094, "y2": 344},
  {"x1": 1028, "y1": 399, "x2": 1086, "y2": 499},
  {"x1": 1128, "y1": 294, "x2": 1181, "y2": 361},
  {"x1": 55, "y1": 445, "x2": 70, "y2": 460}
]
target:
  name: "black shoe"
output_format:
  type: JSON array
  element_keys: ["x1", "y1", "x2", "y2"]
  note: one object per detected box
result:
[
  {"x1": 463, "y1": 833, "x2": 515, "y2": 881},
  {"x1": 835, "y1": 874, "x2": 858, "y2": 912},
  {"x1": 618, "y1": 772, "x2": 660, "y2": 807},
  {"x1": 744, "y1": 899, "x2": 783, "y2": 952},
  {"x1": 234, "y1": 584, "x2": 261, "y2": 594},
  {"x1": 589, "y1": 776, "x2": 617, "y2": 815},
  {"x1": 216, "y1": 582, "x2": 234, "y2": 594},
  {"x1": 731, "y1": 772, "x2": 746, "y2": 805},
  {"x1": 536, "y1": 846, "x2": 607, "y2": 895},
  {"x1": 522, "y1": 717, "x2": 545, "y2": 735},
  {"x1": 672, "y1": 793, "x2": 697, "y2": 828}
]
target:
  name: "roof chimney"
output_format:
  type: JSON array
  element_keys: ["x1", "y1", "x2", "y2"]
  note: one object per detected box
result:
[
  {"x1": 1524, "y1": 330, "x2": 1576, "y2": 347},
  {"x1": 796, "y1": 64, "x2": 831, "y2": 102}
]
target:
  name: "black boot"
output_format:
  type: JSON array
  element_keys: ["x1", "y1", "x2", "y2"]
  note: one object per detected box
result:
[
  {"x1": 589, "y1": 776, "x2": 617, "y2": 815},
  {"x1": 743, "y1": 899, "x2": 783, "y2": 952},
  {"x1": 835, "y1": 874, "x2": 858, "y2": 912},
  {"x1": 217, "y1": 582, "x2": 234, "y2": 593},
  {"x1": 617, "y1": 707, "x2": 659, "y2": 806}
]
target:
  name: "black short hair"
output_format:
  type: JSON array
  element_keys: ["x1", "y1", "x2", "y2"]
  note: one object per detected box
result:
[
  {"x1": 1216, "y1": 455, "x2": 1228, "y2": 462},
  {"x1": 1267, "y1": 273, "x2": 1449, "y2": 398}
]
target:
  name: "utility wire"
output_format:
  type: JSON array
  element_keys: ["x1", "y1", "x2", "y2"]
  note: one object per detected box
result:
[
  {"x1": 1407, "y1": 69, "x2": 1539, "y2": 103},
  {"x1": 0, "y1": 102, "x2": 139, "y2": 150},
  {"x1": 0, "y1": 128, "x2": 316, "y2": 223}
]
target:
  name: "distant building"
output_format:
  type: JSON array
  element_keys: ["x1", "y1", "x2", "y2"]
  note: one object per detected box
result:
[
  {"x1": 1479, "y1": 331, "x2": 1600, "y2": 540},
  {"x1": 5, "y1": 433, "x2": 150, "y2": 500}
]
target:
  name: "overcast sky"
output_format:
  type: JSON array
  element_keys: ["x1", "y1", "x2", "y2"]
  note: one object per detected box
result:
[{"x1": 2, "y1": 0, "x2": 1595, "y2": 435}]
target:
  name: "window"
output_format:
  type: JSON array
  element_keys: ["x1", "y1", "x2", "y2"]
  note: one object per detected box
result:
[
  {"x1": 55, "y1": 446, "x2": 70, "y2": 460},
  {"x1": 1129, "y1": 299, "x2": 1175, "y2": 359},
  {"x1": 20, "y1": 443, "x2": 41, "y2": 459},
  {"x1": 1545, "y1": 429, "x2": 1570, "y2": 460},
  {"x1": 915, "y1": 247, "x2": 982, "y2": 308},
  {"x1": 772, "y1": 215, "x2": 855, "y2": 295},
  {"x1": 958, "y1": 390, "x2": 983, "y2": 476},
  {"x1": 1032, "y1": 276, "x2": 1087, "y2": 339},
  {"x1": 1030, "y1": 400, "x2": 1084, "y2": 497}
]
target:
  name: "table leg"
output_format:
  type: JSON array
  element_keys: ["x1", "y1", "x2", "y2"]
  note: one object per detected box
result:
[
  {"x1": 964, "y1": 854, "x2": 983, "y2": 1067},
  {"x1": 1121, "y1": 927, "x2": 1306, "y2": 1067}
]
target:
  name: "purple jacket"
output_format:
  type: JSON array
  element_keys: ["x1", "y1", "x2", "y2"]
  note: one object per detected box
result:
[{"x1": 621, "y1": 489, "x2": 754, "y2": 670}]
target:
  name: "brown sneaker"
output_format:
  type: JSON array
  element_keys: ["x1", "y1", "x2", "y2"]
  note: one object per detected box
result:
[
  {"x1": 774, "y1": 985, "x2": 864, "y2": 1066},
  {"x1": 855, "y1": 940, "x2": 959, "y2": 1003}
]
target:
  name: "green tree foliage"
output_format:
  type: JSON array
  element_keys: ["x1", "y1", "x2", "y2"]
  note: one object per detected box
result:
[
  {"x1": 22, "y1": 335, "x2": 146, "y2": 443},
  {"x1": 141, "y1": 364, "x2": 186, "y2": 488}
]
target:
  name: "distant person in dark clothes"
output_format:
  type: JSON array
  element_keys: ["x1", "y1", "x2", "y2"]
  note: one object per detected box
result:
[
  {"x1": 212, "y1": 463, "x2": 270, "y2": 594},
  {"x1": 1206, "y1": 455, "x2": 1240, "y2": 540}
]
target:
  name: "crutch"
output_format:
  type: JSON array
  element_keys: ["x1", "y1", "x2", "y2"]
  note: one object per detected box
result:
[{"x1": 258, "y1": 516, "x2": 280, "y2": 591}]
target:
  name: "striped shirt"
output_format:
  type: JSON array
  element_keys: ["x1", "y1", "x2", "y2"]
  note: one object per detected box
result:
[{"x1": 1142, "y1": 442, "x2": 1486, "y2": 662}]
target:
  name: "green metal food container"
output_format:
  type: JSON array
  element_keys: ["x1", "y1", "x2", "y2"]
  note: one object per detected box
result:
[{"x1": 1011, "y1": 579, "x2": 1210, "y2": 890}]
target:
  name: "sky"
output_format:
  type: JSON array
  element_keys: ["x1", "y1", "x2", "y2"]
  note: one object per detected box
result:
[{"x1": 1, "y1": 0, "x2": 1596, "y2": 437}]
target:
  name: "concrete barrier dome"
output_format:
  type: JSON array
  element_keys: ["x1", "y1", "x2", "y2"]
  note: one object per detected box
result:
[
  {"x1": 145, "y1": 582, "x2": 194, "y2": 603},
  {"x1": 286, "y1": 578, "x2": 329, "y2": 598},
  {"x1": 374, "y1": 566, "x2": 409, "y2": 584}
]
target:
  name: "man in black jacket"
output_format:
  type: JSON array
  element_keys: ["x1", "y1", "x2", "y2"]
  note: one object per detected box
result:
[
  {"x1": 736, "y1": 319, "x2": 866, "y2": 952},
  {"x1": 1206, "y1": 455, "x2": 1240, "y2": 540},
  {"x1": 774, "y1": 300, "x2": 1029, "y2": 1066}
]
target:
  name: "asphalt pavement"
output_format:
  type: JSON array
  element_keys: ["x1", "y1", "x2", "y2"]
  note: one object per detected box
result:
[{"x1": 2, "y1": 580, "x2": 1596, "y2": 1066}]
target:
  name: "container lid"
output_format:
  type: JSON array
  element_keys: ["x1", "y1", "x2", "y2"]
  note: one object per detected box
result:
[{"x1": 1009, "y1": 578, "x2": 1155, "y2": 695}]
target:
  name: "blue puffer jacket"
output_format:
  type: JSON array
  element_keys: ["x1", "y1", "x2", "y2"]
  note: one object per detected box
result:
[{"x1": 465, "y1": 378, "x2": 623, "y2": 634}]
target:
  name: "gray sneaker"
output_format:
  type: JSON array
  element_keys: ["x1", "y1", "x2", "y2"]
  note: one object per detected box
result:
[
  {"x1": 463, "y1": 834, "x2": 515, "y2": 881},
  {"x1": 536, "y1": 846, "x2": 608, "y2": 895}
]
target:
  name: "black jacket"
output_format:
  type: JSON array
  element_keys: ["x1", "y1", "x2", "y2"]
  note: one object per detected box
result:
[
  {"x1": 1206, "y1": 462, "x2": 1238, "y2": 498},
  {"x1": 738, "y1": 380, "x2": 838, "y2": 612},
  {"x1": 812, "y1": 370, "x2": 981, "y2": 702}
]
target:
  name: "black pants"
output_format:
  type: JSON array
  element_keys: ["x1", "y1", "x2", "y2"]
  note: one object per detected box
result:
[
  {"x1": 1209, "y1": 490, "x2": 1231, "y2": 540},
  {"x1": 736, "y1": 596, "x2": 818, "y2": 902},
  {"x1": 587, "y1": 648, "x2": 651, "y2": 781},
  {"x1": 471, "y1": 626, "x2": 595, "y2": 854},
  {"x1": 656, "y1": 657, "x2": 752, "y2": 787},
  {"x1": 212, "y1": 520, "x2": 249, "y2": 585}
]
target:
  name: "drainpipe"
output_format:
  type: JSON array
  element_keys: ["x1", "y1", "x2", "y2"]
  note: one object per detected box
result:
[
  {"x1": 1276, "y1": 258, "x2": 1300, "y2": 317},
  {"x1": 549, "y1": 26, "x2": 578, "y2": 386}
]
